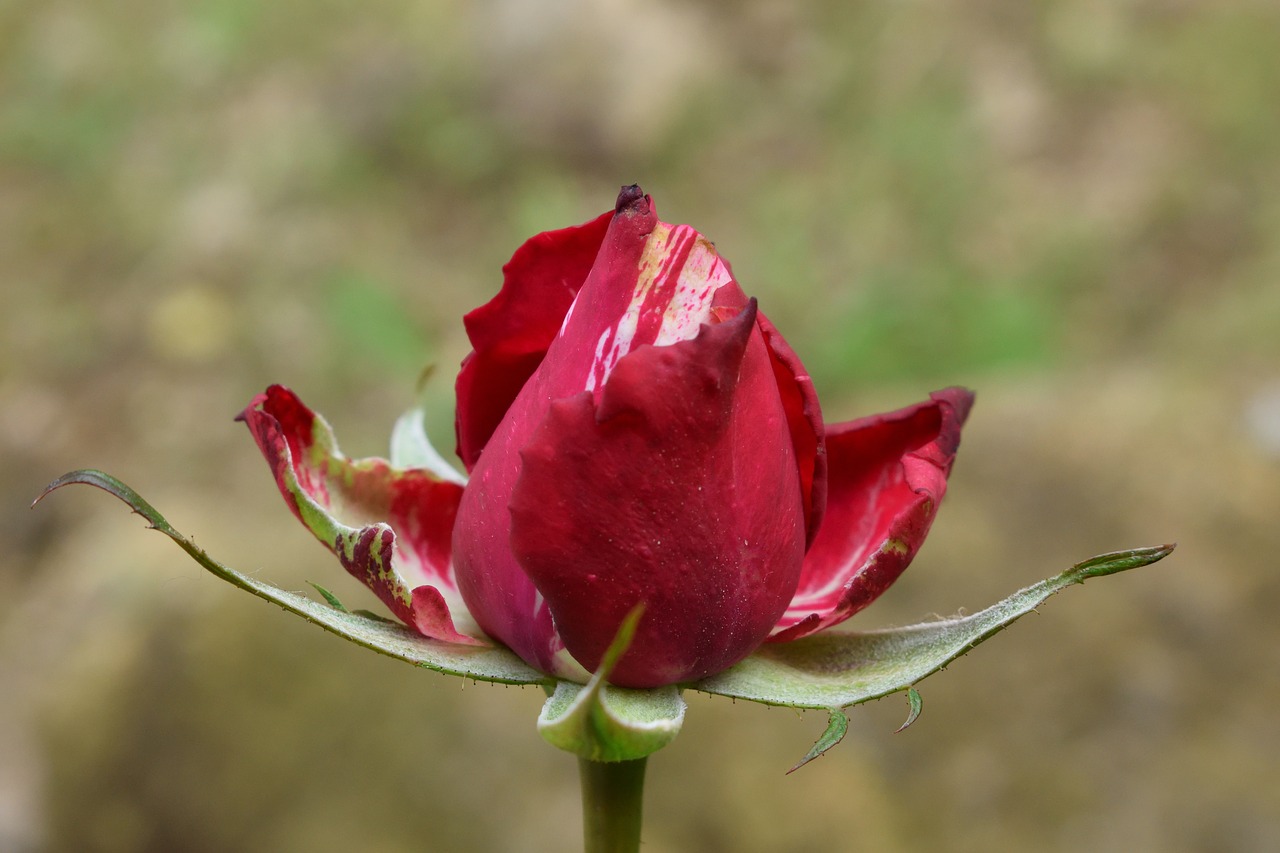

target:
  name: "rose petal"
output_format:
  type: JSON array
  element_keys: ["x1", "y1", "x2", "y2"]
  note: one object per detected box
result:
[
  {"x1": 452, "y1": 190, "x2": 729, "y2": 679},
  {"x1": 239, "y1": 385, "x2": 483, "y2": 645},
  {"x1": 508, "y1": 301, "x2": 807, "y2": 687},
  {"x1": 770, "y1": 387, "x2": 974, "y2": 643},
  {"x1": 454, "y1": 211, "x2": 613, "y2": 471},
  {"x1": 756, "y1": 310, "x2": 827, "y2": 545}
]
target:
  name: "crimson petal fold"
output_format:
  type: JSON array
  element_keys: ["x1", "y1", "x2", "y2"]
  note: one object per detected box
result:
[
  {"x1": 770, "y1": 387, "x2": 975, "y2": 643},
  {"x1": 756, "y1": 310, "x2": 827, "y2": 545},
  {"x1": 509, "y1": 301, "x2": 807, "y2": 688}
]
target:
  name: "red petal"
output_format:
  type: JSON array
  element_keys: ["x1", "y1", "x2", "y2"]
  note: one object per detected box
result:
[
  {"x1": 508, "y1": 301, "x2": 807, "y2": 687},
  {"x1": 452, "y1": 192, "x2": 799, "y2": 682},
  {"x1": 454, "y1": 211, "x2": 613, "y2": 471},
  {"x1": 451, "y1": 192, "x2": 711, "y2": 678},
  {"x1": 756, "y1": 310, "x2": 827, "y2": 545},
  {"x1": 240, "y1": 386, "x2": 482, "y2": 645},
  {"x1": 770, "y1": 387, "x2": 974, "y2": 643}
]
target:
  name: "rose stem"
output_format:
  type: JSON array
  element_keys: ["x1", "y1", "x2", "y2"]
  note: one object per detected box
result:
[{"x1": 578, "y1": 757, "x2": 648, "y2": 853}]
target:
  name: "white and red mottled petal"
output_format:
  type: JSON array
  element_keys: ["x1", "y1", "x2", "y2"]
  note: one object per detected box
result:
[
  {"x1": 508, "y1": 301, "x2": 806, "y2": 687},
  {"x1": 579, "y1": 216, "x2": 737, "y2": 395},
  {"x1": 239, "y1": 385, "x2": 483, "y2": 645},
  {"x1": 770, "y1": 388, "x2": 975, "y2": 643},
  {"x1": 455, "y1": 211, "x2": 613, "y2": 471}
]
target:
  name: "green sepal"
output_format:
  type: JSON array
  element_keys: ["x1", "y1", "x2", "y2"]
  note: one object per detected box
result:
[
  {"x1": 895, "y1": 685, "x2": 923, "y2": 734},
  {"x1": 34, "y1": 470, "x2": 548, "y2": 686},
  {"x1": 309, "y1": 583, "x2": 347, "y2": 612},
  {"x1": 35, "y1": 470, "x2": 1173, "y2": 767},
  {"x1": 692, "y1": 545, "x2": 1174, "y2": 710},
  {"x1": 538, "y1": 606, "x2": 686, "y2": 762},
  {"x1": 351, "y1": 609, "x2": 398, "y2": 624},
  {"x1": 787, "y1": 709, "x2": 848, "y2": 775}
]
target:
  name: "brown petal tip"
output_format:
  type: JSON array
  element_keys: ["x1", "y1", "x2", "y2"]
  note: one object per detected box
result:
[{"x1": 615, "y1": 184, "x2": 648, "y2": 215}]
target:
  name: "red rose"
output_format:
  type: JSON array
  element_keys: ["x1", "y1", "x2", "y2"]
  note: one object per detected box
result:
[{"x1": 241, "y1": 186, "x2": 972, "y2": 689}]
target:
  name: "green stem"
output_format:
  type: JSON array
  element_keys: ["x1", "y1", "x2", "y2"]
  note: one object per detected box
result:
[{"x1": 579, "y1": 757, "x2": 648, "y2": 853}]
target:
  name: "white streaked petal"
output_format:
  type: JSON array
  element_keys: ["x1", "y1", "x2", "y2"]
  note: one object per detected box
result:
[{"x1": 390, "y1": 408, "x2": 467, "y2": 485}]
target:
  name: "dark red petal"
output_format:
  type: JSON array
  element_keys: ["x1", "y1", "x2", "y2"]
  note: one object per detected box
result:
[
  {"x1": 509, "y1": 302, "x2": 807, "y2": 687},
  {"x1": 454, "y1": 211, "x2": 613, "y2": 471},
  {"x1": 450, "y1": 196, "x2": 664, "y2": 680},
  {"x1": 756, "y1": 310, "x2": 827, "y2": 545},
  {"x1": 240, "y1": 385, "x2": 482, "y2": 644},
  {"x1": 770, "y1": 387, "x2": 975, "y2": 643}
]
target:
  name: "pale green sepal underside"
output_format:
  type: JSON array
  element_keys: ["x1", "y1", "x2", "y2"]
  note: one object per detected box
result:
[
  {"x1": 691, "y1": 544, "x2": 1174, "y2": 710},
  {"x1": 538, "y1": 606, "x2": 687, "y2": 762},
  {"x1": 538, "y1": 682, "x2": 685, "y2": 763},
  {"x1": 35, "y1": 470, "x2": 546, "y2": 686}
]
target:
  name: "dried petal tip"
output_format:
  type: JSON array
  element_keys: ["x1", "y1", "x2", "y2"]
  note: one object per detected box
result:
[{"x1": 615, "y1": 184, "x2": 648, "y2": 215}]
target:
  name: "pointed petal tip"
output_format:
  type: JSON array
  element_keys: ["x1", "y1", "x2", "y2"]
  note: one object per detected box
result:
[
  {"x1": 615, "y1": 184, "x2": 648, "y2": 215},
  {"x1": 934, "y1": 385, "x2": 977, "y2": 409},
  {"x1": 931, "y1": 387, "x2": 976, "y2": 452},
  {"x1": 410, "y1": 586, "x2": 489, "y2": 646},
  {"x1": 234, "y1": 388, "x2": 276, "y2": 422}
]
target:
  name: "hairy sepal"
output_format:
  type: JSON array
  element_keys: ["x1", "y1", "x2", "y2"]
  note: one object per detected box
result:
[
  {"x1": 537, "y1": 606, "x2": 686, "y2": 761},
  {"x1": 34, "y1": 470, "x2": 546, "y2": 685},
  {"x1": 695, "y1": 545, "x2": 1175, "y2": 709}
]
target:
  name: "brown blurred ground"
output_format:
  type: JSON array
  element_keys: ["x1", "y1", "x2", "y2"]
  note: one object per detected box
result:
[{"x1": 3, "y1": 1, "x2": 1278, "y2": 851}]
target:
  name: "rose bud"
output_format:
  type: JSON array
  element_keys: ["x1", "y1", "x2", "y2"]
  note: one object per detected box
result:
[{"x1": 240, "y1": 185, "x2": 972, "y2": 690}]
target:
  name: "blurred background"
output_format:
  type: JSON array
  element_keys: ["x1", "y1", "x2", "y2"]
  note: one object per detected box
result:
[{"x1": 3, "y1": 1, "x2": 1278, "y2": 850}]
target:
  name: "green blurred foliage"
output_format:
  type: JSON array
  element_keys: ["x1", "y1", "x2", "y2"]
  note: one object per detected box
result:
[{"x1": 3, "y1": 1, "x2": 1279, "y2": 851}]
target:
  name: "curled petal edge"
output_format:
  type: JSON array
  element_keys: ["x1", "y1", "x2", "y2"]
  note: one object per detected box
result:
[
  {"x1": 772, "y1": 388, "x2": 974, "y2": 643},
  {"x1": 239, "y1": 386, "x2": 483, "y2": 645}
]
